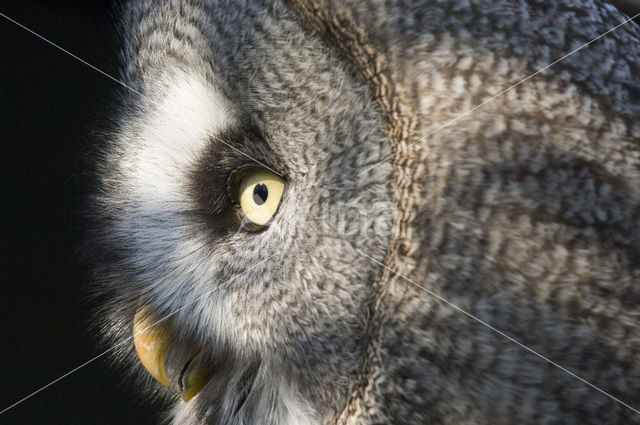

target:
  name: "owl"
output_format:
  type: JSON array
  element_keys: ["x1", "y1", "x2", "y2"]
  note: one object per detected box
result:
[{"x1": 87, "y1": 0, "x2": 640, "y2": 424}]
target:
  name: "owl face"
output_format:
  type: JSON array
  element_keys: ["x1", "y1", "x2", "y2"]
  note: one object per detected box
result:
[{"x1": 89, "y1": 0, "x2": 394, "y2": 423}]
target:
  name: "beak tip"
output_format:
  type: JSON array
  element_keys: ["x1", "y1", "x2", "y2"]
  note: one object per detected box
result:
[
  {"x1": 133, "y1": 307, "x2": 172, "y2": 388},
  {"x1": 180, "y1": 350, "x2": 211, "y2": 402},
  {"x1": 180, "y1": 380, "x2": 206, "y2": 402},
  {"x1": 157, "y1": 370, "x2": 170, "y2": 388}
]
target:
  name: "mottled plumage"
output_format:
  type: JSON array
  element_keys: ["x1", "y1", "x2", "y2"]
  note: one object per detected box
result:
[{"x1": 88, "y1": 1, "x2": 640, "y2": 424}]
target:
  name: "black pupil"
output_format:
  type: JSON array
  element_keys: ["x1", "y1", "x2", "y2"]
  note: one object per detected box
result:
[{"x1": 253, "y1": 183, "x2": 269, "y2": 205}]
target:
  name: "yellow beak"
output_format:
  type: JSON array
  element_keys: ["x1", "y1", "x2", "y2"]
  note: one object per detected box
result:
[
  {"x1": 132, "y1": 306, "x2": 211, "y2": 401},
  {"x1": 180, "y1": 349, "x2": 210, "y2": 402},
  {"x1": 133, "y1": 306, "x2": 172, "y2": 387}
]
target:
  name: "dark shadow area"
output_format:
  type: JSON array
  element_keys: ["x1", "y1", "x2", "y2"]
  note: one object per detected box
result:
[{"x1": 1, "y1": 1, "x2": 157, "y2": 424}]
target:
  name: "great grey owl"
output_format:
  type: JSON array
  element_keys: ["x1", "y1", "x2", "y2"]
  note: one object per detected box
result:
[{"x1": 87, "y1": 0, "x2": 640, "y2": 424}]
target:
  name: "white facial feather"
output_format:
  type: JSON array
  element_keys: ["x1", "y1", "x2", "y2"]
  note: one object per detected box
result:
[{"x1": 126, "y1": 73, "x2": 232, "y2": 204}]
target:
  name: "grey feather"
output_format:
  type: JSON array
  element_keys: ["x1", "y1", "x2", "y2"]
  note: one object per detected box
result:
[{"x1": 87, "y1": 0, "x2": 640, "y2": 424}]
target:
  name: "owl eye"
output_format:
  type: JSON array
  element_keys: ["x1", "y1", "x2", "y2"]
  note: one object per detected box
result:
[{"x1": 237, "y1": 168, "x2": 284, "y2": 226}]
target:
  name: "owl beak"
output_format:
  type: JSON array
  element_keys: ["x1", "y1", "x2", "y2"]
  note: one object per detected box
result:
[
  {"x1": 133, "y1": 306, "x2": 212, "y2": 401},
  {"x1": 133, "y1": 306, "x2": 172, "y2": 387},
  {"x1": 179, "y1": 349, "x2": 210, "y2": 401}
]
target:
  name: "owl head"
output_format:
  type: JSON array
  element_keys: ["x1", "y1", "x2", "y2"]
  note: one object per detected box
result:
[
  {"x1": 88, "y1": 0, "x2": 640, "y2": 424},
  {"x1": 88, "y1": 0, "x2": 394, "y2": 423}
]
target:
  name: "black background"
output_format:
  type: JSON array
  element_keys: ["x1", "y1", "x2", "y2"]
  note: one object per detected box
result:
[{"x1": 2, "y1": 1, "x2": 157, "y2": 424}]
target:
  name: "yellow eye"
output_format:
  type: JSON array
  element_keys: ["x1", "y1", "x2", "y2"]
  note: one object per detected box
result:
[{"x1": 238, "y1": 168, "x2": 284, "y2": 226}]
